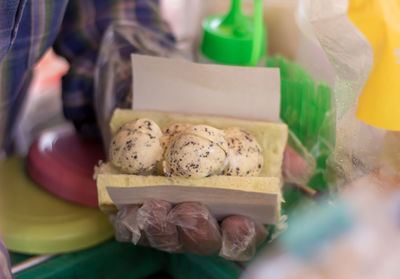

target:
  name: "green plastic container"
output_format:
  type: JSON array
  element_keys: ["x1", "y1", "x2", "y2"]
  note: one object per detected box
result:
[
  {"x1": 11, "y1": 241, "x2": 242, "y2": 279},
  {"x1": 267, "y1": 56, "x2": 335, "y2": 210},
  {"x1": 200, "y1": 0, "x2": 266, "y2": 66}
]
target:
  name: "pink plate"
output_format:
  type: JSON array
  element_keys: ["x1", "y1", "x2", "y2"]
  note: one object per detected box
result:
[{"x1": 27, "y1": 125, "x2": 105, "y2": 207}]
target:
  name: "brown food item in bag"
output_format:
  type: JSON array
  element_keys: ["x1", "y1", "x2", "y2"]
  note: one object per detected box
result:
[
  {"x1": 169, "y1": 202, "x2": 221, "y2": 255},
  {"x1": 136, "y1": 200, "x2": 182, "y2": 252}
]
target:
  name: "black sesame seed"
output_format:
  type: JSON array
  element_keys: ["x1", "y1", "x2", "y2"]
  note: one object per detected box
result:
[{"x1": 245, "y1": 135, "x2": 253, "y2": 142}]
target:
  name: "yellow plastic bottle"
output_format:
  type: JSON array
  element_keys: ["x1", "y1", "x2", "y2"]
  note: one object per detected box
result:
[{"x1": 348, "y1": 0, "x2": 400, "y2": 130}]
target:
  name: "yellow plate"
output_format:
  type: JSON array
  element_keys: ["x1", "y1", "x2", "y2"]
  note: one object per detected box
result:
[{"x1": 0, "y1": 157, "x2": 113, "y2": 254}]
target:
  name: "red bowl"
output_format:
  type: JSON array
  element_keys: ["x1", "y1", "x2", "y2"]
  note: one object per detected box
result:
[{"x1": 27, "y1": 125, "x2": 105, "y2": 207}]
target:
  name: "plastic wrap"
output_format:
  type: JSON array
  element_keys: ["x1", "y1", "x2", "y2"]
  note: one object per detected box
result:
[
  {"x1": 297, "y1": 0, "x2": 399, "y2": 189},
  {"x1": 94, "y1": 20, "x2": 184, "y2": 150},
  {"x1": 112, "y1": 205, "x2": 142, "y2": 244},
  {"x1": 111, "y1": 200, "x2": 267, "y2": 261},
  {"x1": 137, "y1": 200, "x2": 181, "y2": 253},
  {"x1": 168, "y1": 202, "x2": 221, "y2": 256},
  {"x1": 220, "y1": 216, "x2": 268, "y2": 261}
]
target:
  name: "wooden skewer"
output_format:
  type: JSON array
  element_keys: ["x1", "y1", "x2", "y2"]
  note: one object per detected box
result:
[
  {"x1": 12, "y1": 254, "x2": 56, "y2": 274},
  {"x1": 293, "y1": 184, "x2": 317, "y2": 197}
]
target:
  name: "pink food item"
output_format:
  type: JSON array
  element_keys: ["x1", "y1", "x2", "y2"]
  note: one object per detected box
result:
[{"x1": 282, "y1": 145, "x2": 308, "y2": 182}]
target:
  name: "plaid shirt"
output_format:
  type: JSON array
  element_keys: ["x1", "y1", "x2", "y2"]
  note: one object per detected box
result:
[{"x1": 0, "y1": 0, "x2": 172, "y2": 156}]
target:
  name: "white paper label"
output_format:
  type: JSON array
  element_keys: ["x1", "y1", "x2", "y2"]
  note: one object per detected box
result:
[
  {"x1": 131, "y1": 54, "x2": 280, "y2": 121},
  {"x1": 107, "y1": 185, "x2": 278, "y2": 224}
]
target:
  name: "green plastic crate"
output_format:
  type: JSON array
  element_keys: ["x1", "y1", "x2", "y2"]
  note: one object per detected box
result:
[{"x1": 11, "y1": 240, "x2": 241, "y2": 279}]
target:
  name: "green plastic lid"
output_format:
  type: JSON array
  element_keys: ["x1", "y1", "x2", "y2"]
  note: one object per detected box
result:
[
  {"x1": 201, "y1": 0, "x2": 266, "y2": 66},
  {"x1": 0, "y1": 157, "x2": 113, "y2": 254}
]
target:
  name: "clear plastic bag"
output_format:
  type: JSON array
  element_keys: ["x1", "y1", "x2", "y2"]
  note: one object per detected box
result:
[
  {"x1": 297, "y1": 0, "x2": 399, "y2": 189},
  {"x1": 94, "y1": 20, "x2": 184, "y2": 150},
  {"x1": 220, "y1": 216, "x2": 268, "y2": 261},
  {"x1": 93, "y1": 1, "x2": 339, "y2": 262},
  {"x1": 111, "y1": 200, "x2": 268, "y2": 261}
]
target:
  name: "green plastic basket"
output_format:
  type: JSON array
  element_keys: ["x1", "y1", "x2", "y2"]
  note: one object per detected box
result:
[{"x1": 267, "y1": 56, "x2": 335, "y2": 211}]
